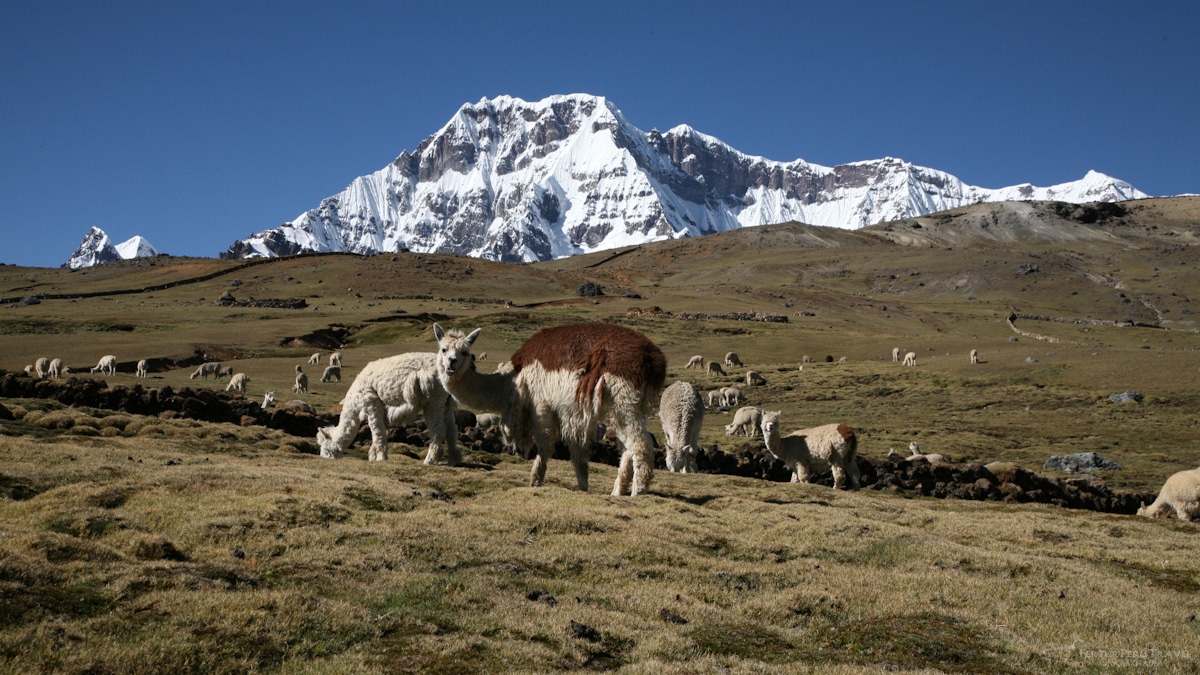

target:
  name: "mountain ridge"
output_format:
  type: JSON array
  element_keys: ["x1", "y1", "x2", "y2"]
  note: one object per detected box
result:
[{"x1": 222, "y1": 94, "x2": 1148, "y2": 263}]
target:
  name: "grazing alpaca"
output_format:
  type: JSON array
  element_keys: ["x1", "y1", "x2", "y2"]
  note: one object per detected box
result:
[
  {"x1": 225, "y1": 372, "x2": 249, "y2": 394},
  {"x1": 760, "y1": 410, "x2": 860, "y2": 490},
  {"x1": 684, "y1": 354, "x2": 705, "y2": 369},
  {"x1": 91, "y1": 355, "x2": 118, "y2": 376},
  {"x1": 706, "y1": 360, "x2": 726, "y2": 377},
  {"x1": 321, "y1": 365, "x2": 342, "y2": 383},
  {"x1": 1138, "y1": 467, "x2": 1200, "y2": 521},
  {"x1": 329, "y1": 351, "x2": 343, "y2": 367},
  {"x1": 308, "y1": 352, "x2": 321, "y2": 365},
  {"x1": 892, "y1": 347, "x2": 900, "y2": 362},
  {"x1": 34, "y1": 357, "x2": 50, "y2": 379},
  {"x1": 48, "y1": 358, "x2": 65, "y2": 379},
  {"x1": 725, "y1": 406, "x2": 762, "y2": 437},
  {"x1": 135, "y1": 359, "x2": 148, "y2": 378},
  {"x1": 970, "y1": 349, "x2": 979, "y2": 364},
  {"x1": 720, "y1": 386, "x2": 745, "y2": 408},
  {"x1": 434, "y1": 322, "x2": 667, "y2": 496},
  {"x1": 902, "y1": 351, "x2": 917, "y2": 367},
  {"x1": 216, "y1": 365, "x2": 234, "y2": 380},
  {"x1": 706, "y1": 389, "x2": 723, "y2": 408},
  {"x1": 294, "y1": 365, "x2": 309, "y2": 394},
  {"x1": 659, "y1": 381, "x2": 705, "y2": 473},
  {"x1": 745, "y1": 370, "x2": 766, "y2": 386},
  {"x1": 190, "y1": 362, "x2": 221, "y2": 379},
  {"x1": 316, "y1": 351, "x2": 458, "y2": 463},
  {"x1": 724, "y1": 352, "x2": 743, "y2": 368}
]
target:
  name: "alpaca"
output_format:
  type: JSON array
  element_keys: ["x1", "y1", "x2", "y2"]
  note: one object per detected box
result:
[
  {"x1": 294, "y1": 366, "x2": 309, "y2": 394},
  {"x1": 476, "y1": 352, "x2": 488, "y2": 361},
  {"x1": 135, "y1": 359, "x2": 148, "y2": 378},
  {"x1": 263, "y1": 391, "x2": 316, "y2": 414},
  {"x1": 321, "y1": 365, "x2": 342, "y2": 383},
  {"x1": 801, "y1": 355, "x2": 814, "y2": 364},
  {"x1": 434, "y1": 322, "x2": 666, "y2": 496},
  {"x1": 317, "y1": 351, "x2": 458, "y2": 464},
  {"x1": 706, "y1": 389, "x2": 723, "y2": 408},
  {"x1": 90, "y1": 355, "x2": 117, "y2": 376},
  {"x1": 190, "y1": 362, "x2": 221, "y2": 379},
  {"x1": 745, "y1": 370, "x2": 766, "y2": 386},
  {"x1": 720, "y1": 386, "x2": 746, "y2": 408},
  {"x1": 685, "y1": 354, "x2": 705, "y2": 369},
  {"x1": 308, "y1": 352, "x2": 321, "y2": 365},
  {"x1": 970, "y1": 349, "x2": 979, "y2": 365},
  {"x1": 34, "y1": 357, "x2": 50, "y2": 379},
  {"x1": 891, "y1": 442, "x2": 948, "y2": 464},
  {"x1": 892, "y1": 347, "x2": 900, "y2": 362},
  {"x1": 474, "y1": 412, "x2": 502, "y2": 429},
  {"x1": 329, "y1": 351, "x2": 343, "y2": 367},
  {"x1": 263, "y1": 390, "x2": 276, "y2": 408},
  {"x1": 760, "y1": 410, "x2": 860, "y2": 489},
  {"x1": 216, "y1": 365, "x2": 234, "y2": 380},
  {"x1": 706, "y1": 360, "x2": 726, "y2": 377},
  {"x1": 659, "y1": 381, "x2": 704, "y2": 473},
  {"x1": 724, "y1": 406, "x2": 762, "y2": 437},
  {"x1": 48, "y1": 358, "x2": 65, "y2": 379},
  {"x1": 225, "y1": 372, "x2": 249, "y2": 394},
  {"x1": 902, "y1": 351, "x2": 917, "y2": 367},
  {"x1": 724, "y1": 352, "x2": 743, "y2": 368},
  {"x1": 1138, "y1": 467, "x2": 1200, "y2": 521}
]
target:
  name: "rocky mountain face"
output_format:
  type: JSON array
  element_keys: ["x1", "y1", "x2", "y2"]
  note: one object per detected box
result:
[
  {"x1": 64, "y1": 227, "x2": 158, "y2": 269},
  {"x1": 222, "y1": 94, "x2": 1149, "y2": 263}
]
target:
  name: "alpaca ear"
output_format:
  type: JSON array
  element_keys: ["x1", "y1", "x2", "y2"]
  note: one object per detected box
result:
[
  {"x1": 466, "y1": 328, "x2": 482, "y2": 346},
  {"x1": 433, "y1": 323, "x2": 445, "y2": 340}
]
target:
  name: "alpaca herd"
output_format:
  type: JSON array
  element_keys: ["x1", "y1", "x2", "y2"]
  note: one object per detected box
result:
[{"x1": 18, "y1": 332, "x2": 1195, "y2": 519}]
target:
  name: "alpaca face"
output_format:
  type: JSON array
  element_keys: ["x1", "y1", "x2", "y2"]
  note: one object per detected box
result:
[
  {"x1": 433, "y1": 323, "x2": 482, "y2": 379},
  {"x1": 760, "y1": 410, "x2": 781, "y2": 438}
]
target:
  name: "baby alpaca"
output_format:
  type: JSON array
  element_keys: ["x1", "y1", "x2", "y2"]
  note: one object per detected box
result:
[
  {"x1": 48, "y1": 358, "x2": 65, "y2": 379},
  {"x1": 892, "y1": 347, "x2": 900, "y2": 362},
  {"x1": 294, "y1": 366, "x2": 309, "y2": 394},
  {"x1": 1138, "y1": 467, "x2": 1200, "y2": 521},
  {"x1": 329, "y1": 351, "x2": 343, "y2": 367},
  {"x1": 902, "y1": 351, "x2": 917, "y2": 367},
  {"x1": 659, "y1": 381, "x2": 705, "y2": 473},
  {"x1": 760, "y1": 410, "x2": 859, "y2": 489},
  {"x1": 308, "y1": 352, "x2": 321, "y2": 365},
  {"x1": 91, "y1": 355, "x2": 118, "y2": 376},
  {"x1": 225, "y1": 372, "x2": 249, "y2": 394},
  {"x1": 724, "y1": 406, "x2": 762, "y2": 437}
]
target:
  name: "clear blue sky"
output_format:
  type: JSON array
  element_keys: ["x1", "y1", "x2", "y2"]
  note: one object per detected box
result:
[{"x1": 2, "y1": 1, "x2": 1197, "y2": 268}]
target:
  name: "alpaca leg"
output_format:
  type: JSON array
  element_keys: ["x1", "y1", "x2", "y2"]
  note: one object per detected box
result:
[
  {"x1": 684, "y1": 445, "x2": 699, "y2": 474},
  {"x1": 443, "y1": 399, "x2": 462, "y2": 467},
  {"x1": 664, "y1": 447, "x2": 680, "y2": 473},
  {"x1": 846, "y1": 457, "x2": 861, "y2": 489},
  {"x1": 364, "y1": 404, "x2": 389, "y2": 461},
  {"x1": 530, "y1": 446, "x2": 551, "y2": 487},
  {"x1": 569, "y1": 443, "x2": 590, "y2": 492},
  {"x1": 831, "y1": 465, "x2": 847, "y2": 490},
  {"x1": 529, "y1": 408, "x2": 557, "y2": 487},
  {"x1": 612, "y1": 450, "x2": 635, "y2": 496},
  {"x1": 612, "y1": 423, "x2": 654, "y2": 496}
]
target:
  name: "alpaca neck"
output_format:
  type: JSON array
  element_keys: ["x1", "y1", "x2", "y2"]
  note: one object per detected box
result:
[
  {"x1": 443, "y1": 367, "x2": 516, "y2": 415},
  {"x1": 327, "y1": 405, "x2": 363, "y2": 447}
]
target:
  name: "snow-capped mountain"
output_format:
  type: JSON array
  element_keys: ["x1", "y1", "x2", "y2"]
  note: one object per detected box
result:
[
  {"x1": 64, "y1": 227, "x2": 159, "y2": 269},
  {"x1": 222, "y1": 94, "x2": 1149, "y2": 263}
]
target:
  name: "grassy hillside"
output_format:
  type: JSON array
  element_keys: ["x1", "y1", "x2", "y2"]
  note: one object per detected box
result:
[{"x1": 2, "y1": 197, "x2": 1199, "y2": 672}]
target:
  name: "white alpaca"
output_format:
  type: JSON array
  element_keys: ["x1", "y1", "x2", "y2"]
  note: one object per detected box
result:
[
  {"x1": 706, "y1": 390, "x2": 723, "y2": 408},
  {"x1": 801, "y1": 355, "x2": 814, "y2": 364},
  {"x1": 659, "y1": 381, "x2": 704, "y2": 473},
  {"x1": 90, "y1": 355, "x2": 117, "y2": 376},
  {"x1": 760, "y1": 410, "x2": 860, "y2": 490},
  {"x1": 321, "y1": 365, "x2": 342, "y2": 382},
  {"x1": 706, "y1": 360, "x2": 726, "y2": 377},
  {"x1": 889, "y1": 442, "x2": 948, "y2": 464},
  {"x1": 685, "y1": 354, "x2": 705, "y2": 369},
  {"x1": 476, "y1": 352, "x2": 488, "y2": 361},
  {"x1": 474, "y1": 412, "x2": 502, "y2": 429},
  {"x1": 434, "y1": 322, "x2": 666, "y2": 496},
  {"x1": 308, "y1": 352, "x2": 321, "y2": 365},
  {"x1": 190, "y1": 362, "x2": 221, "y2": 379},
  {"x1": 135, "y1": 359, "x2": 148, "y2": 378},
  {"x1": 745, "y1": 370, "x2": 766, "y2": 386},
  {"x1": 263, "y1": 391, "x2": 317, "y2": 415},
  {"x1": 720, "y1": 386, "x2": 746, "y2": 408},
  {"x1": 724, "y1": 352, "x2": 743, "y2": 368},
  {"x1": 902, "y1": 351, "x2": 917, "y2": 367},
  {"x1": 225, "y1": 372, "x2": 249, "y2": 394},
  {"x1": 294, "y1": 366, "x2": 309, "y2": 394},
  {"x1": 48, "y1": 358, "x2": 65, "y2": 379},
  {"x1": 23, "y1": 365, "x2": 34, "y2": 377},
  {"x1": 316, "y1": 351, "x2": 458, "y2": 464},
  {"x1": 263, "y1": 390, "x2": 276, "y2": 408},
  {"x1": 970, "y1": 349, "x2": 979, "y2": 364},
  {"x1": 725, "y1": 406, "x2": 762, "y2": 437},
  {"x1": 1138, "y1": 467, "x2": 1200, "y2": 521},
  {"x1": 329, "y1": 351, "x2": 343, "y2": 367},
  {"x1": 34, "y1": 357, "x2": 50, "y2": 379},
  {"x1": 892, "y1": 347, "x2": 900, "y2": 362}
]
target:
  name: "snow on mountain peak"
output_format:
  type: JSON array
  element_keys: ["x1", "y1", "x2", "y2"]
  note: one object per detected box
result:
[
  {"x1": 64, "y1": 227, "x2": 159, "y2": 269},
  {"x1": 221, "y1": 93, "x2": 1151, "y2": 263}
]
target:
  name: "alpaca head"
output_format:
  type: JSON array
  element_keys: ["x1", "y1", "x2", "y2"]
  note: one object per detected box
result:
[
  {"x1": 760, "y1": 410, "x2": 782, "y2": 439},
  {"x1": 433, "y1": 323, "x2": 482, "y2": 380},
  {"x1": 263, "y1": 391, "x2": 276, "y2": 409},
  {"x1": 909, "y1": 441, "x2": 921, "y2": 455},
  {"x1": 316, "y1": 427, "x2": 342, "y2": 458}
]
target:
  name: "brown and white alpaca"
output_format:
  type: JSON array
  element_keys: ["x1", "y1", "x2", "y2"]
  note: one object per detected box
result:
[
  {"x1": 316, "y1": 352, "x2": 457, "y2": 463},
  {"x1": 434, "y1": 322, "x2": 667, "y2": 496},
  {"x1": 760, "y1": 410, "x2": 860, "y2": 489}
]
